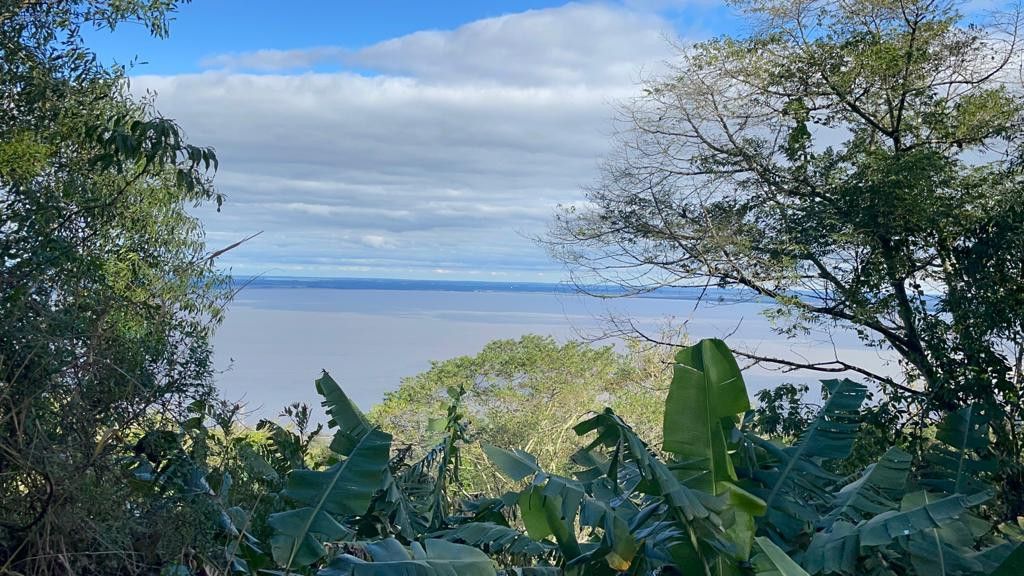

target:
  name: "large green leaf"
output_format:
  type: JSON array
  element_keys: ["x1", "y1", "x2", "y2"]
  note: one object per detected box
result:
[
  {"x1": 659, "y1": 339, "x2": 767, "y2": 569},
  {"x1": 518, "y1": 484, "x2": 583, "y2": 562},
  {"x1": 752, "y1": 536, "x2": 810, "y2": 576},
  {"x1": 921, "y1": 405, "x2": 997, "y2": 495},
  {"x1": 317, "y1": 538, "x2": 497, "y2": 576},
  {"x1": 481, "y1": 443, "x2": 542, "y2": 482},
  {"x1": 803, "y1": 492, "x2": 991, "y2": 575},
  {"x1": 826, "y1": 447, "x2": 912, "y2": 524},
  {"x1": 268, "y1": 508, "x2": 352, "y2": 569},
  {"x1": 316, "y1": 371, "x2": 374, "y2": 456},
  {"x1": 663, "y1": 339, "x2": 750, "y2": 493},
  {"x1": 763, "y1": 379, "x2": 867, "y2": 510},
  {"x1": 859, "y1": 492, "x2": 991, "y2": 546},
  {"x1": 269, "y1": 428, "x2": 392, "y2": 569},
  {"x1": 901, "y1": 491, "x2": 990, "y2": 576},
  {"x1": 432, "y1": 522, "x2": 553, "y2": 557}
]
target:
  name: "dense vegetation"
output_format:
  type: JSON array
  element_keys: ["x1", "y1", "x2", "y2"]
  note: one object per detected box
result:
[
  {"x1": 81, "y1": 339, "x2": 1023, "y2": 575},
  {"x1": 2, "y1": 0, "x2": 1023, "y2": 574},
  {"x1": 549, "y1": 0, "x2": 1024, "y2": 515},
  {"x1": 369, "y1": 335, "x2": 671, "y2": 494},
  {"x1": 1, "y1": 1, "x2": 229, "y2": 573}
]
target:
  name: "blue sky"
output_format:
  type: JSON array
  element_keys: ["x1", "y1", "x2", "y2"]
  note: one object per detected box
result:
[
  {"x1": 90, "y1": 1, "x2": 577, "y2": 72},
  {"x1": 88, "y1": 1, "x2": 742, "y2": 280}
]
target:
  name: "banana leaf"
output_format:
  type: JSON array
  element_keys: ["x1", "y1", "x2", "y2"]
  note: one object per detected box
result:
[
  {"x1": 752, "y1": 536, "x2": 810, "y2": 576},
  {"x1": 317, "y1": 538, "x2": 496, "y2": 576},
  {"x1": 518, "y1": 484, "x2": 583, "y2": 562},
  {"x1": 763, "y1": 379, "x2": 868, "y2": 510},
  {"x1": 269, "y1": 428, "x2": 392, "y2": 569},
  {"x1": 803, "y1": 492, "x2": 991, "y2": 575},
  {"x1": 431, "y1": 522, "x2": 553, "y2": 557},
  {"x1": 825, "y1": 447, "x2": 912, "y2": 524},
  {"x1": 482, "y1": 443, "x2": 640, "y2": 572},
  {"x1": 920, "y1": 405, "x2": 997, "y2": 495},
  {"x1": 316, "y1": 371, "x2": 374, "y2": 456},
  {"x1": 901, "y1": 491, "x2": 989, "y2": 576},
  {"x1": 482, "y1": 443, "x2": 542, "y2": 482},
  {"x1": 663, "y1": 338, "x2": 750, "y2": 493}
]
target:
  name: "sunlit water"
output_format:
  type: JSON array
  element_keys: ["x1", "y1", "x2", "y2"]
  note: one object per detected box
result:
[{"x1": 212, "y1": 281, "x2": 897, "y2": 421}]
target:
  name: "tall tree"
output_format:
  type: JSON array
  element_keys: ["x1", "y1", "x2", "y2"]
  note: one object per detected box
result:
[
  {"x1": 1, "y1": 1, "x2": 232, "y2": 572},
  {"x1": 549, "y1": 0, "x2": 1024, "y2": 515}
]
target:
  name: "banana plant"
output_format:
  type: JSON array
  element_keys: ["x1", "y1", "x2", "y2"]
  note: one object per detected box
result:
[
  {"x1": 802, "y1": 491, "x2": 992, "y2": 575},
  {"x1": 432, "y1": 522, "x2": 555, "y2": 558},
  {"x1": 268, "y1": 426, "x2": 392, "y2": 569},
  {"x1": 317, "y1": 538, "x2": 497, "y2": 576},
  {"x1": 478, "y1": 339, "x2": 782, "y2": 576},
  {"x1": 363, "y1": 390, "x2": 468, "y2": 542},
  {"x1": 267, "y1": 372, "x2": 394, "y2": 569},
  {"x1": 920, "y1": 405, "x2": 997, "y2": 496},
  {"x1": 268, "y1": 370, "x2": 478, "y2": 572},
  {"x1": 248, "y1": 339, "x2": 1024, "y2": 576},
  {"x1": 742, "y1": 379, "x2": 868, "y2": 544},
  {"x1": 751, "y1": 537, "x2": 810, "y2": 576},
  {"x1": 738, "y1": 376, "x2": 1016, "y2": 575},
  {"x1": 661, "y1": 338, "x2": 767, "y2": 571}
]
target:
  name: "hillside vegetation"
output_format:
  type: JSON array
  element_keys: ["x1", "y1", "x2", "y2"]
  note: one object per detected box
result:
[
  {"x1": 2, "y1": 0, "x2": 1023, "y2": 574},
  {"x1": 79, "y1": 339, "x2": 1023, "y2": 575}
]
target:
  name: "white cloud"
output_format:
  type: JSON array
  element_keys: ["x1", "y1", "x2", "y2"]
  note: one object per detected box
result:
[
  {"x1": 141, "y1": 2, "x2": 688, "y2": 279},
  {"x1": 199, "y1": 3, "x2": 675, "y2": 87},
  {"x1": 359, "y1": 234, "x2": 397, "y2": 249},
  {"x1": 347, "y1": 3, "x2": 673, "y2": 86}
]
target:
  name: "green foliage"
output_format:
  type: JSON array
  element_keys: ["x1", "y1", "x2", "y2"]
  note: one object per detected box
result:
[
  {"x1": 370, "y1": 335, "x2": 671, "y2": 495},
  {"x1": 753, "y1": 383, "x2": 815, "y2": 441},
  {"x1": 319, "y1": 538, "x2": 497, "y2": 576},
  {"x1": 1, "y1": 1, "x2": 232, "y2": 573},
  {"x1": 920, "y1": 405, "x2": 997, "y2": 495},
  {"x1": 663, "y1": 338, "x2": 750, "y2": 494},
  {"x1": 434, "y1": 522, "x2": 554, "y2": 558},
  {"x1": 752, "y1": 537, "x2": 810, "y2": 576},
  {"x1": 548, "y1": 0, "x2": 1024, "y2": 517},
  {"x1": 103, "y1": 338, "x2": 1024, "y2": 576},
  {"x1": 269, "y1": 428, "x2": 391, "y2": 569}
]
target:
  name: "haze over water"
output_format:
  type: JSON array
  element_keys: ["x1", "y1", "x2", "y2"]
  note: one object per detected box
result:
[{"x1": 213, "y1": 278, "x2": 896, "y2": 420}]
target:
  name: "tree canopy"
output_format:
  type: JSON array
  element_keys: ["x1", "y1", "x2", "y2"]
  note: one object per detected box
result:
[
  {"x1": 370, "y1": 335, "x2": 672, "y2": 495},
  {"x1": 1, "y1": 1, "x2": 231, "y2": 572},
  {"x1": 548, "y1": 0, "x2": 1024, "y2": 514}
]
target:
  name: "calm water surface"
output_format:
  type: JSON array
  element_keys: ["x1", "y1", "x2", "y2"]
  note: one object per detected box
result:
[{"x1": 212, "y1": 284, "x2": 895, "y2": 419}]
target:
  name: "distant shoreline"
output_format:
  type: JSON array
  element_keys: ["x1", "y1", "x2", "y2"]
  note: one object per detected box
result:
[{"x1": 233, "y1": 275, "x2": 765, "y2": 303}]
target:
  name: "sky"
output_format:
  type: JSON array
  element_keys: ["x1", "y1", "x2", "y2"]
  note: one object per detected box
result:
[{"x1": 87, "y1": 1, "x2": 744, "y2": 281}]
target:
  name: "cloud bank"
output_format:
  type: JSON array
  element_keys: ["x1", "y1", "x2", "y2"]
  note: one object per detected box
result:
[{"x1": 141, "y1": 2, "x2": 687, "y2": 279}]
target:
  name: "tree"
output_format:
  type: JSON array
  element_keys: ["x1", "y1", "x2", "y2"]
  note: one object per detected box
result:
[
  {"x1": 548, "y1": 0, "x2": 1024, "y2": 516},
  {"x1": 369, "y1": 335, "x2": 672, "y2": 495},
  {"x1": 0, "y1": 1, "x2": 232, "y2": 572}
]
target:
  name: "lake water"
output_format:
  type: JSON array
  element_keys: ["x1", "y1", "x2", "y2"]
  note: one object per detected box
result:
[{"x1": 212, "y1": 279, "x2": 897, "y2": 420}]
